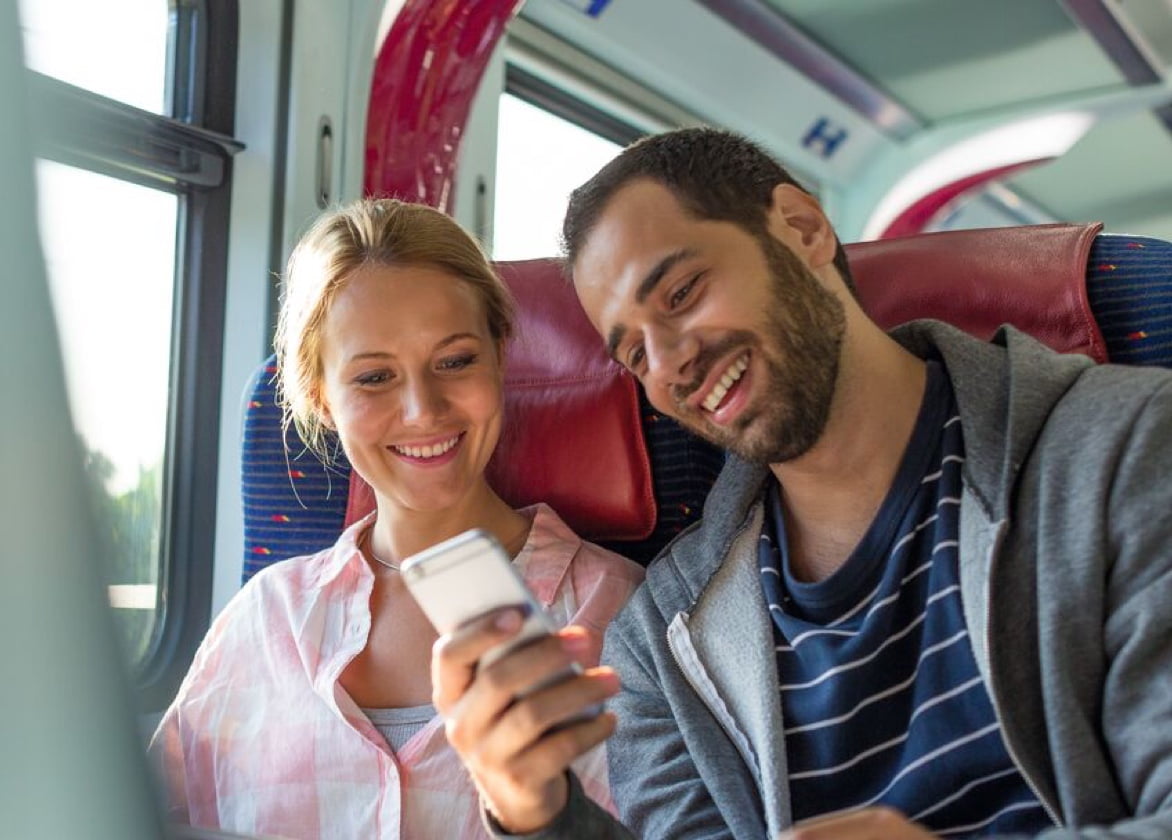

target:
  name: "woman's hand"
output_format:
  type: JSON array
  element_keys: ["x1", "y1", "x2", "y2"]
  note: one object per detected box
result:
[{"x1": 432, "y1": 607, "x2": 621, "y2": 834}]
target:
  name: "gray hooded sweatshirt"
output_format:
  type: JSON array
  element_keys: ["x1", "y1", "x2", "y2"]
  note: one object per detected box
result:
[{"x1": 495, "y1": 321, "x2": 1172, "y2": 840}]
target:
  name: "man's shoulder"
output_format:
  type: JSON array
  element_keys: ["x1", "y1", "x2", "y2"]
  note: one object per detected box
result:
[
  {"x1": 1009, "y1": 360, "x2": 1172, "y2": 535},
  {"x1": 1069, "y1": 357, "x2": 1172, "y2": 394},
  {"x1": 618, "y1": 453, "x2": 767, "y2": 606},
  {"x1": 608, "y1": 545, "x2": 688, "y2": 637},
  {"x1": 602, "y1": 525, "x2": 705, "y2": 660},
  {"x1": 1042, "y1": 360, "x2": 1172, "y2": 439},
  {"x1": 607, "y1": 492, "x2": 757, "y2": 651},
  {"x1": 907, "y1": 319, "x2": 1172, "y2": 459}
]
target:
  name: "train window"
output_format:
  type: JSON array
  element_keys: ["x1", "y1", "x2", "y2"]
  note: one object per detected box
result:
[
  {"x1": 22, "y1": 1, "x2": 239, "y2": 706},
  {"x1": 18, "y1": 0, "x2": 169, "y2": 114},
  {"x1": 34, "y1": 160, "x2": 177, "y2": 665},
  {"x1": 490, "y1": 22, "x2": 698, "y2": 260},
  {"x1": 492, "y1": 92, "x2": 622, "y2": 260}
]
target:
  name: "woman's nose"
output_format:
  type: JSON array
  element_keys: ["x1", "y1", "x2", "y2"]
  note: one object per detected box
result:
[{"x1": 400, "y1": 376, "x2": 445, "y2": 424}]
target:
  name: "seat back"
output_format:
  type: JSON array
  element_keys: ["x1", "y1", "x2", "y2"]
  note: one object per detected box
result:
[
  {"x1": 243, "y1": 224, "x2": 1172, "y2": 580},
  {"x1": 242, "y1": 259, "x2": 723, "y2": 580}
]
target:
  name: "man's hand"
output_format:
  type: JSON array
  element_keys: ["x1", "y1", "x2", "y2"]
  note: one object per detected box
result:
[
  {"x1": 778, "y1": 807, "x2": 939, "y2": 840},
  {"x1": 432, "y1": 607, "x2": 621, "y2": 834}
]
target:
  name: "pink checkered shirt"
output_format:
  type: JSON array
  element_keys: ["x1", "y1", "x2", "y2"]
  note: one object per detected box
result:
[{"x1": 150, "y1": 504, "x2": 644, "y2": 839}]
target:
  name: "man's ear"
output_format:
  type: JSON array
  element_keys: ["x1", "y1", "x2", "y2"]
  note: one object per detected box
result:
[{"x1": 765, "y1": 183, "x2": 838, "y2": 270}]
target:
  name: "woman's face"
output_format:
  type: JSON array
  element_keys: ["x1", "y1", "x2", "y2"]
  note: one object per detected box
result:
[{"x1": 317, "y1": 262, "x2": 505, "y2": 515}]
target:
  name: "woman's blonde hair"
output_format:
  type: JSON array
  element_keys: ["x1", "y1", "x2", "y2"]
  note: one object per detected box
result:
[{"x1": 274, "y1": 198, "x2": 514, "y2": 460}]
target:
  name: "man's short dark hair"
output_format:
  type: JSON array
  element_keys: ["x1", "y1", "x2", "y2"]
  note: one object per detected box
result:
[{"x1": 561, "y1": 127, "x2": 854, "y2": 293}]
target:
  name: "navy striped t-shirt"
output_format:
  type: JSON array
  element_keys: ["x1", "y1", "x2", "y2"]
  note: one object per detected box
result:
[{"x1": 758, "y1": 361, "x2": 1052, "y2": 836}]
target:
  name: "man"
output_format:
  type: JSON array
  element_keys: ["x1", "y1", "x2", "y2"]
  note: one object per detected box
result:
[{"x1": 432, "y1": 128, "x2": 1172, "y2": 839}]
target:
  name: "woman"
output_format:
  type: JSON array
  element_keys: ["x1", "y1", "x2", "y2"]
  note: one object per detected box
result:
[{"x1": 149, "y1": 198, "x2": 643, "y2": 838}]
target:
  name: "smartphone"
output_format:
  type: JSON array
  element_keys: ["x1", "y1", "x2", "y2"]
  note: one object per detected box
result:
[
  {"x1": 403, "y1": 529, "x2": 602, "y2": 722},
  {"x1": 402, "y1": 528, "x2": 560, "y2": 669}
]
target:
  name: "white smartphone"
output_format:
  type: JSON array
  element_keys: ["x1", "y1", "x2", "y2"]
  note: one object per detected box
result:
[
  {"x1": 401, "y1": 528, "x2": 560, "y2": 669},
  {"x1": 402, "y1": 529, "x2": 602, "y2": 723}
]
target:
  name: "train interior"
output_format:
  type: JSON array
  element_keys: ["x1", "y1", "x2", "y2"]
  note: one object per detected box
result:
[{"x1": 5, "y1": 0, "x2": 1172, "y2": 836}]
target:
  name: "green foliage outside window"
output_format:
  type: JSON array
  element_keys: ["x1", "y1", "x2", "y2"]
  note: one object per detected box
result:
[{"x1": 81, "y1": 438, "x2": 161, "y2": 666}]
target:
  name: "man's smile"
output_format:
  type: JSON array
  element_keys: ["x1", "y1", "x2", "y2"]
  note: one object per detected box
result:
[{"x1": 699, "y1": 353, "x2": 749, "y2": 413}]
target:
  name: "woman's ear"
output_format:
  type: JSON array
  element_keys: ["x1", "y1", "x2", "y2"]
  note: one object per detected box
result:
[
  {"x1": 765, "y1": 183, "x2": 838, "y2": 270},
  {"x1": 312, "y1": 386, "x2": 336, "y2": 431}
]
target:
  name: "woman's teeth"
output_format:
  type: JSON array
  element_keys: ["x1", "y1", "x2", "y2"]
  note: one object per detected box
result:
[{"x1": 393, "y1": 434, "x2": 460, "y2": 458}]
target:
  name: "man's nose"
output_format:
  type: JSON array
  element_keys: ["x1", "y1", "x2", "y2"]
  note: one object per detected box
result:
[{"x1": 643, "y1": 327, "x2": 697, "y2": 390}]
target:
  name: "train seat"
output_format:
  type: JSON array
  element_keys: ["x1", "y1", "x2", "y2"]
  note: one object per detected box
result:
[
  {"x1": 241, "y1": 223, "x2": 1172, "y2": 581},
  {"x1": 242, "y1": 258, "x2": 723, "y2": 580}
]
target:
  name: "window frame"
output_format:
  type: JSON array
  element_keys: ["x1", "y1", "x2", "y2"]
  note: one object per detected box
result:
[
  {"x1": 25, "y1": 0, "x2": 241, "y2": 710},
  {"x1": 503, "y1": 63, "x2": 646, "y2": 148}
]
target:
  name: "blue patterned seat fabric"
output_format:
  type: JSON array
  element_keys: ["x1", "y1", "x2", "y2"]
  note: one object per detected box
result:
[
  {"x1": 1085, "y1": 234, "x2": 1172, "y2": 366},
  {"x1": 242, "y1": 233, "x2": 1172, "y2": 583},
  {"x1": 241, "y1": 359, "x2": 351, "y2": 581}
]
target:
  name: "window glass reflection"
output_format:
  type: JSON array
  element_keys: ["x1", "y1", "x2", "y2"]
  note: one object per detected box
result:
[{"x1": 34, "y1": 159, "x2": 177, "y2": 665}]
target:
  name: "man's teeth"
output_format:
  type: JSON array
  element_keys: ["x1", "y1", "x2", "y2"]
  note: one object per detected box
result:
[
  {"x1": 393, "y1": 434, "x2": 460, "y2": 458},
  {"x1": 701, "y1": 355, "x2": 749, "y2": 412}
]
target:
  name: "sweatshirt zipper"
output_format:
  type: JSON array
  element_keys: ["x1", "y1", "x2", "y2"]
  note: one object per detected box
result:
[
  {"x1": 666, "y1": 611, "x2": 695, "y2": 690},
  {"x1": 666, "y1": 611, "x2": 759, "y2": 774},
  {"x1": 664, "y1": 506, "x2": 768, "y2": 773}
]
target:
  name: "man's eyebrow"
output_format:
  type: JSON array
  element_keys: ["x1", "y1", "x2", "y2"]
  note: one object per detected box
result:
[
  {"x1": 605, "y1": 249, "x2": 699, "y2": 360},
  {"x1": 635, "y1": 249, "x2": 698, "y2": 304}
]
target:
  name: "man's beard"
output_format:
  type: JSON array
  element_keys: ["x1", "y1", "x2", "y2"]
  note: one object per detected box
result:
[{"x1": 671, "y1": 235, "x2": 846, "y2": 464}]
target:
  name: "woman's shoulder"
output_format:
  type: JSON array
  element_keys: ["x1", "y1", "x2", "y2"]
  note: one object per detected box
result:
[
  {"x1": 234, "y1": 546, "x2": 335, "y2": 606},
  {"x1": 166, "y1": 545, "x2": 346, "y2": 711},
  {"x1": 574, "y1": 538, "x2": 645, "y2": 587},
  {"x1": 202, "y1": 539, "x2": 354, "y2": 654},
  {"x1": 520, "y1": 506, "x2": 643, "y2": 662}
]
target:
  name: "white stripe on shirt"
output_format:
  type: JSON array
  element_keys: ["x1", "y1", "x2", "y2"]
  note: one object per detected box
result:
[
  {"x1": 779, "y1": 587, "x2": 961, "y2": 692},
  {"x1": 936, "y1": 800, "x2": 1046, "y2": 836}
]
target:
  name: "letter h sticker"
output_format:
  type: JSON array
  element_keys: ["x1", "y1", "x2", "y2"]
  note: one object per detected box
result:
[{"x1": 802, "y1": 117, "x2": 849, "y2": 159}]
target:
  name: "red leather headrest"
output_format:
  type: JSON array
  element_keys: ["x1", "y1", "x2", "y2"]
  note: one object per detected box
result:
[
  {"x1": 847, "y1": 222, "x2": 1107, "y2": 362},
  {"x1": 344, "y1": 259, "x2": 655, "y2": 540},
  {"x1": 345, "y1": 223, "x2": 1107, "y2": 534}
]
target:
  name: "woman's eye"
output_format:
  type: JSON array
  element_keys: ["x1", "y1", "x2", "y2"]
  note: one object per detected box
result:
[
  {"x1": 627, "y1": 345, "x2": 645, "y2": 371},
  {"x1": 438, "y1": 353, "x2": 477, "y2": 371},
  {"x1": 669, "y1": 275, "x2": 699, "y2": 309}
]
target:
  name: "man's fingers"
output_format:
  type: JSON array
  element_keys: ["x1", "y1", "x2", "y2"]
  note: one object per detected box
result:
[{"x1": 431, "y1": 607, "x2": 525, "y2": 711}]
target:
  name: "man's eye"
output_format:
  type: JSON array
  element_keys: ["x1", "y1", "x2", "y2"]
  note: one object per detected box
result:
[
  {"x1": 627, "y1": 345, "x2": 645, "y2": 371},
  {"x1": 669, "y1": 275, "x2": 699, "y2": 309}
]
